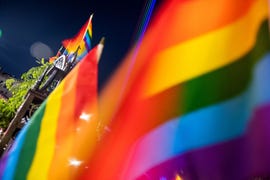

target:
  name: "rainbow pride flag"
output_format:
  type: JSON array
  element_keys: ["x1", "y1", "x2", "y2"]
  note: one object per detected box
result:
[
  {"x1": 62, "y1": 15, "x2": 93, "y2": 61},
  {"x1": 0, "y1": 40, "x2": 104, "y2": 179},
  {"x1": 78, "y1": 0, "x2": 270, "y2": 179}
]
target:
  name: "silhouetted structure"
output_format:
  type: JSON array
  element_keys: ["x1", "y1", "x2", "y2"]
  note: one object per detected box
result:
[{"x1": 0, "y1": 52, "x2": 78, "y2": 156}]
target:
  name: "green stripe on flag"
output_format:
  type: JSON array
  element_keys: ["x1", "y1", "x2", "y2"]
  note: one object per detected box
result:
[
  {"x1": 13, "y1": 102, "x2": 46, "y2": 179},
  {"x1": 181, "y1": 20, "x2": 270, "y2": 114}
]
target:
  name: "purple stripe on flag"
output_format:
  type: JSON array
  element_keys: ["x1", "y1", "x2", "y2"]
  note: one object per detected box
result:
[
  {"x1": 137, "y1": 103, "x2": 270, "y2": 180},
  {"x1": 0, "y1": 154, "x2": 8, "y2": 179},
  {"x1": 83, "y1": 31, "x2": 91, "y2": 51},
  {"x1": 0, "y1": 121, "x2": 32, "y2": 180}
]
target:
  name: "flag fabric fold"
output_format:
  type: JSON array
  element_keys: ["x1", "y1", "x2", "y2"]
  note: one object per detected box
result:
[
  {"x1": 78, "y1": 0, "x2": 270, "y2": 179},
  {"x1": 0, "y1": 40, "x2": 104, "y2": 180},
  {"x1": 48, "y1": 47, "x2": 62, "y2": 63},
  {"x1": 1, "y1": 0, "x2": 270, "y2": 179}
]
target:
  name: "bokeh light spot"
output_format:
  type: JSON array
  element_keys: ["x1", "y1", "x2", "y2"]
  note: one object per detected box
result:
[{"x1": 30, "y1": 41, "x2": 53, "y2": 59}]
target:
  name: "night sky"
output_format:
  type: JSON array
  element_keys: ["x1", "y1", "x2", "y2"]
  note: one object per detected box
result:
[{"x1": 0, "y1": 0, "x2": 153, "y2": 87}]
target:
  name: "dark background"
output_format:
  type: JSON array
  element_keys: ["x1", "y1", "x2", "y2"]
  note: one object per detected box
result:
[{"x1": 0, "y1": 0, "x2": 157, "y2": 87}]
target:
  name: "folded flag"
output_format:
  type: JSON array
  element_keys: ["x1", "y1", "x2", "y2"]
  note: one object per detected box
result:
[
  {"x1": 0, "y1": 39, "x2": 104, "y2": 180},
  {"x1": 48, "y1": 46, "x2": 63, "y2": 63}
]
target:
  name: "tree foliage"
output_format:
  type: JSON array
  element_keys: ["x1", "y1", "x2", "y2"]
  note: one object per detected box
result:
[
  {"x1": 0, "y1": 99, "x2": 14, "y2": 129},
  {"x1": 0, "y1": 61, "x2": 50, "y2": 129}
]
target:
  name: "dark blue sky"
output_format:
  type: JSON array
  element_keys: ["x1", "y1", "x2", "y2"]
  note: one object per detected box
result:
[{"x1": 0, "y1": 0, "x2": 151, "y2": 87}]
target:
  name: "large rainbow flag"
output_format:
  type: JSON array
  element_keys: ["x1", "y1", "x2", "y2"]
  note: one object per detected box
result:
[
  {"x1": 78, "y1": 0, "x2": 270, "y2": 179},
  {"x1": 0, "y1": 40, "x2": 104, "y2": 179},
  {"x1": 62, "y1": 15, "x2": 93, "y2": 61}
]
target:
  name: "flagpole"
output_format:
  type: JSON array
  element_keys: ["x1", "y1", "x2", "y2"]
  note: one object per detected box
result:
[
  {"x1": 97, "y1": 37, "x2": 105, "y2": 63},
  {"x1": 82, "y1": 13, "x2": 93, "y2": 39}
]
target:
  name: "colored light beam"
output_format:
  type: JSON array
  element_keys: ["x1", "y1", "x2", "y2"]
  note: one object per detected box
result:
[{"x1": 119, "y1": 0, "x2": 156, "y2": 98}]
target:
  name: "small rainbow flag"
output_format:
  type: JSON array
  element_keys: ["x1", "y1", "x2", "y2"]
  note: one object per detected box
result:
[
  {"x1": 48, "y1": 49, "x2": 62, "y2": 63},
  {"x1": 78, "y1": 0, "x2": 270, "y2": 179},
  {"x1": 62, "y1": 15, "x2": 93, "y2": 61},
  {"x1": 0, "y1": 40, "x2": 104, "y2": 179}
]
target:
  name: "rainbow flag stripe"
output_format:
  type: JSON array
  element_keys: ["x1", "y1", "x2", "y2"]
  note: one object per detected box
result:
[
  {"x1": 0, "y1": 42, "x2": 104, "y2": 179},
  {"x1": 78, "y1": 0, "x2": 270, "y2": 179},
  {"x1": 62, "y1": 15, "x2": 93, "y2": 60}
]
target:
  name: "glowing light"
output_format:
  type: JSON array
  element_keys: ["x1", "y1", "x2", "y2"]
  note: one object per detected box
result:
[
  {"x1": 79, "y1": 112, "x2": 92, "y2": 122},
  {"x1": 175, "y1": 174, "x2": 183, "y2": 180},
  {"x1": 0, "y1": 29, "x2": 2, "y2": 38},
  {"x1": 68, "y1": 158, "x2": 83, "y2": 167},
  {"x1": 118, "y1": 0, "x2": 156, "y2": 100}
]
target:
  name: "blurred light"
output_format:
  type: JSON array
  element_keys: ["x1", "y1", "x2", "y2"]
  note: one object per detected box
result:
[
  {"x1": 30, "y1": 41, "x2": 53, "y2": 59},
  {"x1": 175, "y1": 174, "x2": 183, "y2": 180},
  {"x1": 0, "y1": 29, "x2": 2, "y2": 38},
  {"x1": 68, "y1": 158, "x2": 83, "y2": 167},
  {"x1": 79, "y1": 112, "x2": 92, "y2": 122}
]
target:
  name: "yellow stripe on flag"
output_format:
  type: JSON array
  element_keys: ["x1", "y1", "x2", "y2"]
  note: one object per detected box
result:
[
  {"x1": 142, "y1": 0, "x2": 267, "y2": 97},
  {"x1": 27, "y1": 83, "x2": 64, "y2": 180}
]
